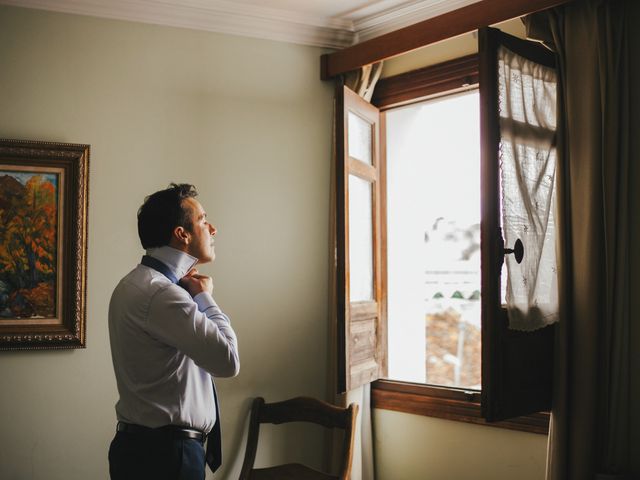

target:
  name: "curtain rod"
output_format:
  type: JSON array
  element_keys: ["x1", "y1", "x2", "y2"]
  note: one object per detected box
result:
[{"x1": 320, "y1": 0, "x2": 570, "y2": 80}]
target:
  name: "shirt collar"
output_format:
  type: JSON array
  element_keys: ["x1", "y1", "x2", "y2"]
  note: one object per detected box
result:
[{"x1": 145, "y1": 246, "x2": 198, "y2": 280}]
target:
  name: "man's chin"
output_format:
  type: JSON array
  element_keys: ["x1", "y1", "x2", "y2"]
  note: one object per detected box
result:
[{"x1": 200, "y1": 251, "x2": 215, "y2": 263}]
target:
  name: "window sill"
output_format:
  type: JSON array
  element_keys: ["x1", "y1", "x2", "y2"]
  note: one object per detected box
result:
[{"x1": 372, "y1": 379, "x2": 549, "y2": 435}]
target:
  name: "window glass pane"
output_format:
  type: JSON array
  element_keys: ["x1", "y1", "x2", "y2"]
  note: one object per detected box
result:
[
  {"x1": 348, "y1": 111, "x2": 373, "y2": 165},
  {"x1": 386, "y1": 90, "x2": 481, "y2": 389},
  {"x1": 349, "y1": 174, "x2": 374, "y2": 302}
]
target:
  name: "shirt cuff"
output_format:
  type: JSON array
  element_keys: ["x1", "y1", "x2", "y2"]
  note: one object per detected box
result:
[{"x1": 193, "y1": 292, "x2": 218, "y2": 311}]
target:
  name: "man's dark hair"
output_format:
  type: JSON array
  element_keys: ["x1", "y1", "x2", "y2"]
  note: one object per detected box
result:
[{"x1": 137, "y1": 183, "x2": 198, "y2": 249}]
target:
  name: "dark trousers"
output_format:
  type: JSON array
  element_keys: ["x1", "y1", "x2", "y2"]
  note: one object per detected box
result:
[{"x1": 109, "y1": 431, "x2": 206, "y2": 480}]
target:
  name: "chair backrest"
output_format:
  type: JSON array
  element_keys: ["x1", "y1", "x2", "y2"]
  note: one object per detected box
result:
[{"x1": 238, "y1": 396, "x2": 359, "y2": 480}]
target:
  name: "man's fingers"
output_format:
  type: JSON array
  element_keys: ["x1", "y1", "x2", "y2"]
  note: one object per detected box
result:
[{"x1": 188, "y1": 273, "x2": 211, "y2": 281}]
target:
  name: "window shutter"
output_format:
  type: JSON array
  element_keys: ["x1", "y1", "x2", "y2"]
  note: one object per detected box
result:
[
  {"x1": 480, "y1": 27, "x2": 556, "y2": 422},
  {"x1": 336, "y1": 84, "x2": 387, "y2": 393}
]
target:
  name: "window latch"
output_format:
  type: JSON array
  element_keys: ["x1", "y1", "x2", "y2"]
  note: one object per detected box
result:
[{"x1": 504, "y1": 238, "x2": 524, "y2": 264}]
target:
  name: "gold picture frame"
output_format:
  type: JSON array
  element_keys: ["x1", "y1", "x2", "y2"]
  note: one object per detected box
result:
[{"x1": 0, "y1": 139, "x2": 89, "y2": 350}]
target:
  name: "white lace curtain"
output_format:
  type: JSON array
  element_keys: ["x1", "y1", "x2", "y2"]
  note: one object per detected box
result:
[{"x1": 498, "y1": 45, "x2": 559, "y2": 331}]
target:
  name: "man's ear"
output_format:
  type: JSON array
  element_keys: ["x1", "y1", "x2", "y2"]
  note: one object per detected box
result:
[{"x1": 173, "y1": 225, "x2": 190, "y2": 246}]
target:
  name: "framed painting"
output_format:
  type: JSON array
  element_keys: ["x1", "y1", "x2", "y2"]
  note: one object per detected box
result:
[{"x1": 0, "y1": 139, "x2": 89, "y2": 350}]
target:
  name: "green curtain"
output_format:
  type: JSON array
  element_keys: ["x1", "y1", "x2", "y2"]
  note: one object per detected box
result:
[{"x1": 525, "y1": 1, "x2": 637, "y2": 478}]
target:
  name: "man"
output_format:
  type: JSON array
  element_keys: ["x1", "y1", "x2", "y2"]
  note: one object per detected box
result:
[{"x1": 108, "y1": 183, "x2": 239, "y2": 480}]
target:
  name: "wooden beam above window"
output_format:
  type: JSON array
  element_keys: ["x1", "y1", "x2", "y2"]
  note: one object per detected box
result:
[
  {"x1": 320, "y1": 0, "x2": 570, "y2": 80},
  {"x1": 372, "y1": 54, "x2": 479, "y2": 110}
]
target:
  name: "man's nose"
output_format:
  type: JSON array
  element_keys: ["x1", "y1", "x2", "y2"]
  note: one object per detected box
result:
[{"x1": 209, "y1": 224, "x2": 217, "y2": 236}]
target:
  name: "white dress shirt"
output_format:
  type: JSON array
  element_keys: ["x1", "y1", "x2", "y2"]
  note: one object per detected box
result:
[{"x1": 108, "y1": 246, "x2": 239, "y2": 433}]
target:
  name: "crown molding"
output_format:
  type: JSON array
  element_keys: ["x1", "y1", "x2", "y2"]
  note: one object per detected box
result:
[
  {"x1": 0, "y1": 0, "x2": 481, "y2": 49},
  {"x1": 0, "y1": 0, "x2": 356, "y2": 48},
  {"x1": 352, "y1": 0, "x2": 480, "y2": 43}
]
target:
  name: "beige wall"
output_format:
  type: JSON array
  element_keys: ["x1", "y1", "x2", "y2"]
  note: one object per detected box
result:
[
  {"x1": 381, "y1": 18, "x2": 525, "y2": 78},
  {"x1": 375, "y1": 410, "x2": 546, "y2": 480},
  {"x1": 0, "y1": 6, "x2": 333, "y2": 479}
]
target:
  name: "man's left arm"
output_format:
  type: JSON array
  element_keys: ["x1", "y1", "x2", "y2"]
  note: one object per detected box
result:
[
  {"x1": 145, "y1": 283, "x2": 240, "y2": 378},
  {"x1": 193, "y1": 290, "x2": 240, "y2": 378}
]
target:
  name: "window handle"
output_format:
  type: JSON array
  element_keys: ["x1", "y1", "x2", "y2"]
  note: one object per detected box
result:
[{"x1": 504, "y1": 238, "x2": 524, "y2": 264}]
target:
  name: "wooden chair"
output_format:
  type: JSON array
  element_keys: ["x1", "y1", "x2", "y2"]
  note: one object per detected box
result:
[{"x1": 238, "y1": 396, "x2": 359, "y2": 480}]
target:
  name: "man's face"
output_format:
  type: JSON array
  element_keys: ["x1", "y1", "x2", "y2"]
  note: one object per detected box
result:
[{"x1": 183, "y1": 197, "x2": 216, "y2": 263}]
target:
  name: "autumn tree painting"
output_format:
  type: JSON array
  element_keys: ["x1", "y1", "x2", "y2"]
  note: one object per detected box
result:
[{"x1": 0, "y1": 171, "x2": 58, "y2": 318}]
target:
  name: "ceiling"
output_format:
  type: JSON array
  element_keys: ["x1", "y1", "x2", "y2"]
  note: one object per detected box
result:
[{"x1": 0, "y1": 0, "x2": 481, "y2": 48}]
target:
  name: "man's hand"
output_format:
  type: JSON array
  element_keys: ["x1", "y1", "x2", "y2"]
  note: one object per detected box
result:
[{"x1": 179, "y1": 268, "x2": 213, "y2": 297}]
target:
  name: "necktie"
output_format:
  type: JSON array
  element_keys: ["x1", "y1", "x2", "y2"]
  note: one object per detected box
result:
[
  {"x1": 206, "y1": 384, "x2": 223, "y2": 472},
  {"x1": 140, "y1": 255, "x2": 223, "y2": 473}
]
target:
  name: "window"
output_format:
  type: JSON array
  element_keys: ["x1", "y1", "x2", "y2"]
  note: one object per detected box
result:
[
  {"x1": 386, "y1": 89, "x2": 482, "y2": 389},
  {"x1": 335, "y1": 28, "x2": 557, "y2": 434},
  {"x1": 335, "y1": 84, "x2": 385, "y2": 394}
]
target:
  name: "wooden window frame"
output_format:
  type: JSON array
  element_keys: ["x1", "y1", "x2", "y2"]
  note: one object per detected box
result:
[
  {"x1": 373, "y1": 381, "x2": 549, "y2": 435},
  {"x1": 372, "y1": 54, "x2": 479, "y2": 111},
  {"x1": 320, "y1": 0, "x2": 570, "y2": 80},
  {"x1": 371, "y1": 54, "x2": 550, "y2": 436},
  {"x1": 336, "y1": 85, "x2": 387, "y2": 393}
]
